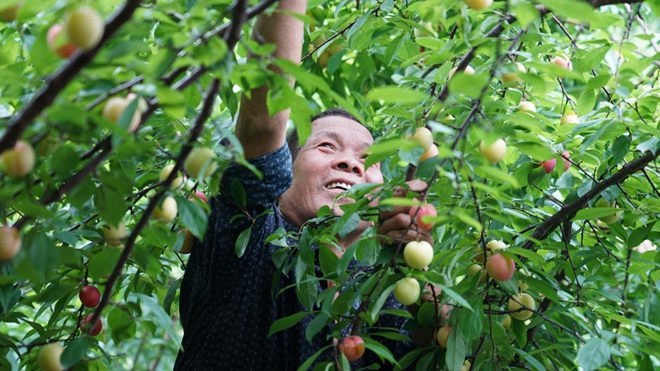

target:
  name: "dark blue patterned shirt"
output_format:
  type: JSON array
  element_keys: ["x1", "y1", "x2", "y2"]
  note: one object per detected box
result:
[{"x1": 174, "y1": 145, "x2": 414, "y2": 370}]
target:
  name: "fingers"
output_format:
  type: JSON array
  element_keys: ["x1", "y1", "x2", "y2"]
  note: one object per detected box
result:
[
  {"x1": 391, "y1": 179, "x2": 428, "y2": 197},
  {"x1": 378, "y1": 228, "x2": 433, "y2": 246}
]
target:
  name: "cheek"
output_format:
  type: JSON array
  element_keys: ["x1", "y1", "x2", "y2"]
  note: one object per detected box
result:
[{"x1": 366, "y1": 168, "x2": 383, "y2": 183}]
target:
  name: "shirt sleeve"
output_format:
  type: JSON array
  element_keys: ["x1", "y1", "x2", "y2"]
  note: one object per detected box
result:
[{"x1": 220, "y1": 144, "x2": 293, "y2": 208}]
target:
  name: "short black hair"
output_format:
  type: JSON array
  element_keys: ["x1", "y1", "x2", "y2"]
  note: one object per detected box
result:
[{"x1": 286, "y1": 108, "x2": 362, "y2": 162}]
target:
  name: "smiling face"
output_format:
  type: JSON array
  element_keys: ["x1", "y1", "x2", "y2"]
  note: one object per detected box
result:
[{"x1": 279, "y1": 115, "x2": 383, "y2": 227}]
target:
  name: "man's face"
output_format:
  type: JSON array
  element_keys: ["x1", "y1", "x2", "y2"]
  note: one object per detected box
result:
[{"x1": 280, "y1": 115, "x2": 383, "y2": 227}]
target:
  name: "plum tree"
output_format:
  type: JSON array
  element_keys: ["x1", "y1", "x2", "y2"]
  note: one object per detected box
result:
[
  {"x1": 479, "y1": 139, "x2": 506, "y2": 163},
  {"x1": 393, "y1": 277, "x2": 420, "y2": 306},
  {"x1": 37, "y1": 343, "x2": 64, "y2": 371},
  {"x1": 1, "y1": 140, "x2": 35, "y2": 177},
  {"x1": 79, "y1": 286, "x2": 101, "y2": 308},
  {"x1": 0, "y1": 226, "x2": 21, "y2": 261},
  {"x1": 403, "y1": 240, "x2": 434, "y2": 269},
  {"x1": 64, "y1": 7, "x2": 104, "y2": 50},
  {"x1": 0, "y1": 1, "x2": 658, "y2": 370},
  {"x1": 339, "y1": 336, "x2": 365, "y2": 361}
]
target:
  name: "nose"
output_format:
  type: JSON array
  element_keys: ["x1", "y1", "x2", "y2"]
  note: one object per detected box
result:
[{"x1": 334, "y1": 157, "x2": 364, "y2": 176}]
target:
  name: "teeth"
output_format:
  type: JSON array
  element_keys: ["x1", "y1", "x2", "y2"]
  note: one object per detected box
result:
[{"x1": 326, "y1": 182, "x2": 351, "y2": 190}]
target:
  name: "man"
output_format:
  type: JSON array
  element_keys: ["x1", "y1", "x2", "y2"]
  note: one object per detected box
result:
[{"x1": 174, "y1": 1, "x2": 432, "y2": 369}]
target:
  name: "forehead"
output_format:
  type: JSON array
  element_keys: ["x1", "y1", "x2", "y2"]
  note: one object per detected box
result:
[{"x1": 308, "y1": 115, "x2": 374, "y2": 146}]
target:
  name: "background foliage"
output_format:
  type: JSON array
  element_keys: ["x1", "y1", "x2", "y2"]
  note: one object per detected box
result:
[{"x1": 1, "y1": 0, "x2": 659, "y2": 370}]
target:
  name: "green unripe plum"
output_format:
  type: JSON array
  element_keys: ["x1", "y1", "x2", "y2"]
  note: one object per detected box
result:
[
  {"x1": 64, "y1": 7, "x2": 104, "y2": 50},
  {"x1": 102, "y1": 223, "x2": 127, "y2": 247},
  {"x1": 508, "y1": 293, "x2": 535, "y2": 320},
  {"x1": 403, "y1": 240, "x2": 434, "y2": 269},
  {"x1": 37, "y1": 343, "x2": 64, "y2": 371},
  {"x1": 184, "y1": 147, "x2": 218, "y2": 179},
  {"x1": 479, "y1": 139, "x2": 506, "y2": 163},
  {"x1": 393, "y1": 277, "x2": 420, "y2": 306},
  {"x1": 1, "y1": 140, "x2": 35, "y2": 177},
  {"x1": 152, "y1": 196, "x2": 178, "y2": 224}
]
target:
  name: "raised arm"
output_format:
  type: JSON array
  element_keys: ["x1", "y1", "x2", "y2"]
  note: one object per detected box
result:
[{"x1": 236, "y1": 0, "x2": 307, "y2": 159}]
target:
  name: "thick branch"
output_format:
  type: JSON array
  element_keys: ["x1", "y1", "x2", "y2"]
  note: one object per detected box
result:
[
  {"x1": 86, "y1": 78, "x2": 221, "y2": 336},
  {"x1": 522, "y1": 149, "x2": 660, "y2": 249}
]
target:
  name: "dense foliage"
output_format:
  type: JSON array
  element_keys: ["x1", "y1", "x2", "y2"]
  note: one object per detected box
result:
[{"x1": 0, "y1": 0, "x2": 659, "y2": 370}]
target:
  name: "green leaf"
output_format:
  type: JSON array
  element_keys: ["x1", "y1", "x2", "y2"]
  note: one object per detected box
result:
[
  {"x1": 437, "y1": 284, "x2": 473, "y2": 312},
  {"x1": 586, "y1": 74, "x2": 611, "y2": 91},
  {"x1": 628, "y1": 223, "x2": 655, "y2": 249},
  {"x1": 577, "y1": 90, "x2": 597, "y2": 116},
  {"x1": 446, "y1": 324, "x2": 467, "y2": 371},
  {"x1": 318, "y1": 245, "x2": 339, "y2": 277},
  {"x1": 296, "y1": 345, "x2": 331, "y2": 371},
  {"x1": 61, "y1": 337, "x2": 91, "y2": 368},
  {"x1": 363, "y1": 337, "x2": 398, "y2": 365},
  {"x1": 51, "y1": 145, "x2": 79, "y2": 177},
  {"x1": 511, "y1": 1, "x2": 540, "y2": 27},
  {"x1": 305, "y1": 313, "x2": 329, "y2": 343},
  {"x1": 27, "y1": 231, "x2": 59, "y2": 280},
  {"x1": 366, "y1": 86, "x2": 427, "y2": 105},
  {"x1": 457, "y1": 299, "x2": 483, "y2": 343},
  {"x1": 88, "y1": 248, "x2": 122, "y2": 282},
  {"x1": 163, "y1": 278, "x2": 181, "y2": 315},
  {"x1": 448, "y1": 73, "x2": 489, "y2": 99},
  {"x1": 268, "y1": 312, "x2": 308, "y2": 338},
  {"x1": 611, "y1": 135, "x2": 631, "y2": 165},
  {"x1": 108, "y1": 306, "x2": 137, "y2": 344},
  {"x1": 536, "y1": 0, "x2": 598, "y2": 23},
  {"x1": 94, "y1": 187, "x2": 128, "y2": 227},
  {"x1": 336, "y1": 211, "x2": 361, "y2": 239},
  {"x1": 368, "y1": 283, "x2": 397, "y2": 323},
  {"x1": 176, "y1": 196, "x2": 208, "y2": 240},
  {"x1": 511, "y1": 347, "x2": 547, "y2": 371},
  {"x1": 577, "y1": 338, "x2": 611, "y2": 371},
  {"x1": 157, "y1": 86, "x2": 186, "y2": 119},
  {"x1": 230, "y1": 178, "x2": 247, "y2": 209},
  {"x1": 235, "y1": 224, "x2": 253, "y2": 258},
  {"x1": 476, "y1": 165, "x2": 520, "y2": 188},
  {"x1": 573, "y1": 207, "x2": 622, "y2": 221}
]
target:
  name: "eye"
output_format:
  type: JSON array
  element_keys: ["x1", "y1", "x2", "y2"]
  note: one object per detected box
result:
[{"x1": 319, "y1": 142, "x2": 334, "y2": 149}]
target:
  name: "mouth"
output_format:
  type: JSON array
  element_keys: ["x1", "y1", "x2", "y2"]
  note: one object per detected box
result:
[{"x1": 325, "y1": 182, "x2": 353, "y2": 191}]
